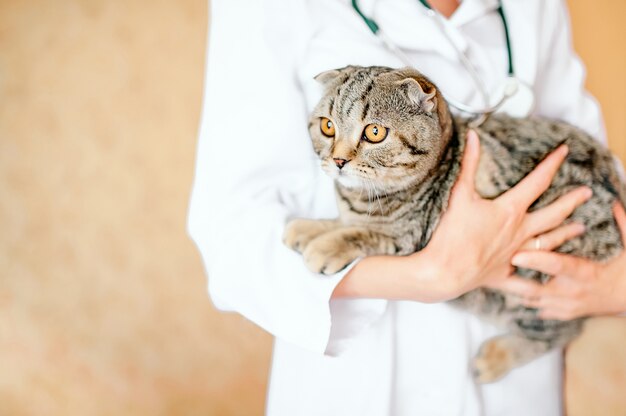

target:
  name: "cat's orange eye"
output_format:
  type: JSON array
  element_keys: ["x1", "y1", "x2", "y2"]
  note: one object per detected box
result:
[
  {"x1": 362, "y1": 124, "x2": 388, "y2": 143},
  {"x1": 320, "y1": 117, "x2": 335, "y2": 138}
]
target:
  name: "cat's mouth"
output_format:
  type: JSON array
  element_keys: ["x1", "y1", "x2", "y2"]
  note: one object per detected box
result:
[
  {"x1": 321, "y1": 159, "x2": 395, "y2": 190},
  {"x1": 324, "y1": 162, "x2": 422, "y2": 193},
  {"x1": 335, "y1": 172, "x2": 365, "y2": 189},
  {"x1": 321, "y1": 163, "x2": 364, "y2": 188}
]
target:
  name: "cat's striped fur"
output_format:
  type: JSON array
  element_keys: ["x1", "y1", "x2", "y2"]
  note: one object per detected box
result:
[{"x1": 283, "y1": 66, "x2": 626, "y2": 382}]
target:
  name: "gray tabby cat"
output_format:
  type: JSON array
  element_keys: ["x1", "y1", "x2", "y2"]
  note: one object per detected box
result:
[{"x1": 283, "y1": 66, "x2": 626, "y2": 383}]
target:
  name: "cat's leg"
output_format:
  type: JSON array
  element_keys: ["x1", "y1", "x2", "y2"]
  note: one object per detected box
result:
[
  {"x1": 471, "y1": 334, "x2": 552, "y2": 384},
  {"x1": 472, "y1": 318, "x2": 583, "y2": 383},
  {"x1": 283, "y1": 219, "x2": 339, "y2": 253},
  {"x1": 302, "y1": 227, "x2": 397, "y2": 274}
]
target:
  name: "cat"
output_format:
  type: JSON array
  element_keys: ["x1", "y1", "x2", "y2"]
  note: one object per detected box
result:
[{"x1": 282, "y1": 65, "x2": 626, "y2": 383}]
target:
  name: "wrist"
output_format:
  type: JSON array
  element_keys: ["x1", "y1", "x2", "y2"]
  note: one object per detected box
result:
[{"x1": 406, "y1": 247, "x2": 462, "y2": 302}]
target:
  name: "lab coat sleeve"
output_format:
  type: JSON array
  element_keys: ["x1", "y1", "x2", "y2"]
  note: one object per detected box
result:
[
  {"x1": 187, "y1": 0, "x2": 387, "y2": 355},
  {"x1": 533, "y1": 0, "x2": 607, "y2": 144}
]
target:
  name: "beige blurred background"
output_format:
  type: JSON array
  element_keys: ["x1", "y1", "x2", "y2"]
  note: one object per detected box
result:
[{"x1": 0, "y1": 1, "x2": 625, "y2": 415}]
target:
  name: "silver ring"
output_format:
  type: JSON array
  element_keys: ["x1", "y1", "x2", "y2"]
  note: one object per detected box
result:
[{"x1": 534, "y1": 237, "x2": 542, "y2": 250}]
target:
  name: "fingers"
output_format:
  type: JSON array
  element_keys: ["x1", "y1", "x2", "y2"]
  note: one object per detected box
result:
[
  {"x1": 538, "y1": 306, "x2": 582, "y2": 321},
  {"x1": 489, "y1": 276, "x2": 545, "y2": 298},
  {"x1": 511, "y1": 250, "x2": 591, "y2": 279},
  {"x1": 520, "y1": 222, "x2": 586, "y2": 251},
  {"x1": 519, "y1": 295, "x2": 557, "y2": 309},
  {"x1": 523, "y1": 187, "x2": 591, "y2": 236},
  {"x1": 613, "y1": 201, "x2": 626, "y2": 243},
  {"x1": 489, "y1": 277, "x2": 582, "y2": 320},
  {"x1": 500, "y1": 145, "x2": 569, "y2": 210},
  {"x1": 457, "y1": 130, "x2": 481, "y2": 191}
]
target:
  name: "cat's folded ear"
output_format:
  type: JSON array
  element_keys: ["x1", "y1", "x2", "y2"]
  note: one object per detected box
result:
[
  {"x1": 314, "y1": 69, "x2": 342, "y2": 86},
  {"x1": 314, "y1": 66, "x2": 359, "y2": 87},
  {"x1": 396, "y1": 76, "x2": 437, "y2": 113},
  {"x1": 387, "y1": 68, "x2": 453, "y2": 140},
  {"x1": 377, "y1": 67, "x2": 438, "y2": 113}
]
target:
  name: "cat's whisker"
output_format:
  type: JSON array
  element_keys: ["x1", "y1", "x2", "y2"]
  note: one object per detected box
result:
[
  {"x1": 374, "y1": 183, "x2": 386, "y2": 215},
  {"x1": 380, "y1": 184, "x2": 389, "y2": 203},
  {"x1": 367, "y1": 177, "x2": 380, "y2": 217},
  {"x1": 366, "y1": 172, "x2": 385, "y2": 215},
  {"x1": 375, "y1": 186, "x2": 386, "y2": 215},
  {"x1": 361, "y1": 164, "x2": 387, "y2": 216},
  {"x1": 365, "y1": 178, "x2": 373, "y2": 217}
]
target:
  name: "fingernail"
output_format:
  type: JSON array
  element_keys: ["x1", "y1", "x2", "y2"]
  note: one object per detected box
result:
[
  {"x1": 466, "y1": 129, "x2": 477, "y2": 144},
  {"x1": 573, "y1": 222, "x2": 586, "y2": 234},
  {"x1": 559, "y1": 144, "x2": 569, "y2": 155},
  {"x1": 580, "y1": 187, "x2": 593, "y2": 200},
  {"x1": 511, "y1": 253, "x2": 527, "y2": 267}
]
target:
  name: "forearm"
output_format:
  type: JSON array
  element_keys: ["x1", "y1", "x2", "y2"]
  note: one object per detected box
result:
[{"x1": 331, "y1": 250, "x2": 455, "y2": 303}]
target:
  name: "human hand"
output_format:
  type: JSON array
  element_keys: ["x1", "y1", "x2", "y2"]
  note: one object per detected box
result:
[
  {"x1": 491, "y1": 202, "x2": 626, "y2": 320},
  {"x1": 420, "y1": 130, "x2": 592, "y2": 301}
]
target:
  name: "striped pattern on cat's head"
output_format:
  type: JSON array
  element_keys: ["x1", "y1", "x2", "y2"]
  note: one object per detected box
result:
[{"x1": 308, "y1": 66, "x2": 453, "y2": 192}]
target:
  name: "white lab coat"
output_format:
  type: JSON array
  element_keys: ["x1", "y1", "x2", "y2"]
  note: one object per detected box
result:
[{"x1": 187, "y1": 0, "x2": 606, "y2": 414}]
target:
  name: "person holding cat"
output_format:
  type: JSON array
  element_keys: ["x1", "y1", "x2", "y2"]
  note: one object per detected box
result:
[{"x1": 187, "y1": 0, "x2": 626, "y2": 414}]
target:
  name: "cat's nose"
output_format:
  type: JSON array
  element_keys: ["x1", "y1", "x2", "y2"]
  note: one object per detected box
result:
[{"x1": 333, "y1": 158, "x2": 350, "y2": 169}]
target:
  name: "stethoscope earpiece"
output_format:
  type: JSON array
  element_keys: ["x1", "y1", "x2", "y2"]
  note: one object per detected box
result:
[{"x1": 503, "y1": 77, "x2": 519, "y2": 98}]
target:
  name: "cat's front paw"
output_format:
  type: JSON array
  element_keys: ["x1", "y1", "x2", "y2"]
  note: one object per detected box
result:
[
  {"x1": 302, "y1": 234, "x2": 363, "y2": 275},
  {"x1": 471, "y1": 338, "x2": 515, "y2": 384},
  {"x1": 283, "y1": 219, "x2": 336, "y2": 253}
]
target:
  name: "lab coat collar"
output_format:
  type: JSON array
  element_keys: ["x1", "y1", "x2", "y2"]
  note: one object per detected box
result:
[
  {"x1": 450, "y1": 0, "x2": 501, "y2": 27},
  {"x1": 369, "y1": 0, "x2": 501, "y2": 59}
]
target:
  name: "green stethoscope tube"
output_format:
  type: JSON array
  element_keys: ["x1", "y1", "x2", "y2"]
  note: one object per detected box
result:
[
  {"x1": 351, "y1": 0, "x2": 515, "y2": 77},
  {"x1": 351, "y1": 0, "x2": 380, "y2": 34}
]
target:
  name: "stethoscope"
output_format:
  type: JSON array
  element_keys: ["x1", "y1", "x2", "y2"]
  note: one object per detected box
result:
[{"x1": 351, "y1": 0, "x2": 535, "y2": 125}]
